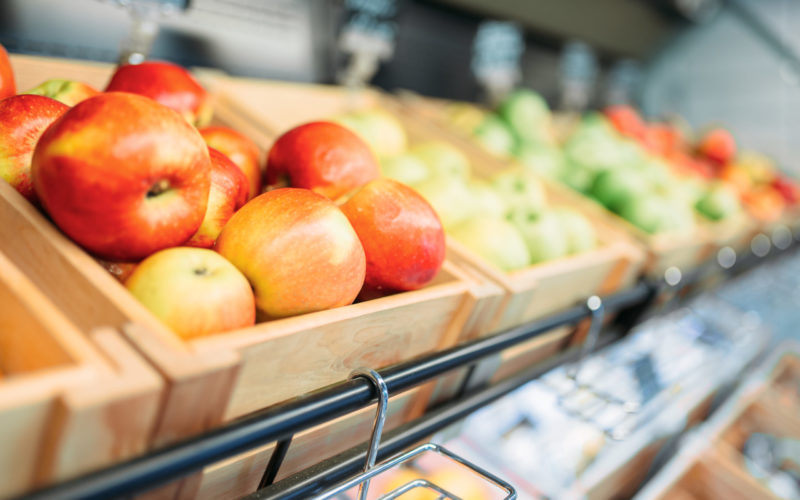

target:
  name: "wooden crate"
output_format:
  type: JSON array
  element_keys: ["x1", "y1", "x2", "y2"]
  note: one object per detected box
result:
[
  {"x1": 0, "y1": 250, "x2": 162, "y2": 498},
  {"x1": 213, "y1": 77, "x2": 644, "y2": 334},
  {"x1": 0, "y1": 179, "x2": 485, "y2": 438}
]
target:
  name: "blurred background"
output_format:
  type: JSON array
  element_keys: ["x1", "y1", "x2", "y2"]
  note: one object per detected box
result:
[{"x1": 1, "y1": 0, "x2": 797, "y2": 175}]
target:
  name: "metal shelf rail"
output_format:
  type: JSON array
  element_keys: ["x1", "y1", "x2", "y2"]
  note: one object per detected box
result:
[{"x1": 15, "y1": 238, "x2": 798, "y2": 500}]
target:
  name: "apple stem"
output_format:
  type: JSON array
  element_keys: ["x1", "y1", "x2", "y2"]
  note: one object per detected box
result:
[
  {"x1": 194, "y1": 267, "x2": 209, "y2": 276},
  {"x1": 147, "y1": 179, "x2": 171, "y2": 198}
]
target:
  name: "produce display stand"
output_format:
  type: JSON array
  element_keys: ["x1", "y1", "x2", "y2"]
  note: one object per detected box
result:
[
  {"x1": 11, "y1": 235, "x2": 797, "y2": 500},
  {"x1": 635, "y1": 346, "x2": 800, "y2": 500},
  {"x1": 3, "y1": 55, "x2": 505, "y2": 499},
  {"x1": 397, "y1": 92, "x2": 739, "y2": 279},
  {"x1": 0, "y1": 250, "x2": 162, "y2": 498}
]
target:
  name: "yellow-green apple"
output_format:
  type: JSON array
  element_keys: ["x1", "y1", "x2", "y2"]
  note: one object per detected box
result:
[
  {"x1": 379, "y1": 152, "x2": 430, "y2": 187},
  {"x1": 491, "y1": 168, "x2": 547, "y2": 216},
  {"x1": 591, "y1": 168, "x2": 651, "y2": 213},
  {"x1": 32, "y1": 92, "x2": 211, "y2": 260},
  {"x1": 450, "y1": 215, "x2": 530, "y2": 271},
  {"x1": 199, "y1": 125, "x2": 261, "y2": 200},
  {"x1": 413, "y1": 175, "x2": 476, "y2": 231},
  {"x1": 186, "y1": 147, "x2": 249, "y2": 248},
  {"x1": 105, "y1": 61, "x2": 212, "y2": 126},
  {"x1": 409, "y1": 141, "x2": 470, "y2": 181},
  {"x1": 467, "y1": 179, "x2": 506, "y2": 218},
  {"x1": 26, "y1": 79, "x2": 99, "y2": 106},
  {"x1": 507, "y1": 210, "x2": 569, "y2": 263},
  {"x1": 215, "y1": 188, "x2": 366, "y2": 318},
  {"x1": 333, "y1": 109, "x2": 407, "y2": 157},
  {"x1": 554, "y1": 207, "x2": 597, "y2": 254},
  {"x1": 265, "y1": 121, "x2": 379, "y2": 200},
  {"x1": 695, "y1": 183, "x2": 741, "y2": 221},
  {"x1": 473, "y1": 115, "x2": 515, "y2": 157},
  {"x1": 499, "y1": 89, "x2": 553, "y2": 144},
  {"x1": 0, "y1": 94, "x2": 69, "y2": 202},
  {"x1": 0, "y1": 43, "x2": 14, "y2": 99},
  {"x1": 340, "y1": 178, "x2": 445, "y2": 292},
  {"x1": 125, "y1": 247, "x2": 255, "y2": 340}
]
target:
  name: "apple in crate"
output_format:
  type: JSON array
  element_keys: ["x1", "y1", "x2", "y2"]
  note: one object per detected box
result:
[
  {"x1": 409, "y1": 141, "x2": 470, "y2": 181},
  {"x1": 491, "y1": 168, "x2": 547, "y2": 216},
  {"x1": 26, "y1": 79, "x2": 99, "y2": 106},
  {"x1": 0, "y1": 94, "x2": 69, "y2": 202},
  {"x1": 340, "y1": 178, "x2": 445, "y2": 292},
  {"x1": 507, "y1": 210, "x2": 569, "y2": 264},
  {"x1": 450, "y1": 215, "x2": 530, "y2": 271},
  {"x1": 126, "y1": 247, "x2": 255, "y2": 340},
  {"x1": 199, "y1": 125, "x2": 261, "y2": 200},
  {"x1": 215, "y1": 188, "x2": 366, "y2": 318},
  {"x1": 0, "y1": 43, "x2": 14, "y2": 99},
  {"x1": 186, "y1": 148, "x2": 249, "y2": 249},
  {"x1": 105, "y1": 61, "x2": 212, "y2": 126},
  {"x1": 698, "y1": 128, "x2": 736, "y2": 166},
  {"x1": 32, "y1": 92, "x2": 211, "y2": 261},
  {"x1": 265, "y1": 121, "x2": 379, "y2": 200}
]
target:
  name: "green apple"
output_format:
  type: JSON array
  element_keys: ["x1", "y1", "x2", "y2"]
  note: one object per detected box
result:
[
  {"x1": 555, "y1": 208, "x2": 597, "y2": 253},
  {"x1": 410, "y1": 141, "x2": 471, "y2": 181},
  {"x1": 696, "y1": 183, "x2": 741, "y2": 221},
  {"x1": 450, "y1": 215, "x2": 530, "y2": 271},
  {"x1": 515, "y1": 142, "x2": 564, "y2": 179},
  {"x1": 380, "y1": 152, "x2": 431, "y2": 186},
  {"x1": 332, "y1": 109, "x2": 407, "y2": 157},
  {"x1": 491, "y1": 168, "x2": 547, "y2": 216},
  {"x1": 498, "y1": 89, "x2": 551, "y2": 143},
  {"x1": 125, "y1": 247, "x2": 256, "y2": 340},
  {"x1": 473, "y1": 115, "x2": 516, "y2": 157},
  {"x1": 618, "y1": 195, "x2": 666, "y2": 234},
  {"x1": 591, "y1": 168, "x2": 652, "y2": 213},
  {"x1": 414, "y1": 175, "x2": 476, "y2": 230},
  {"x1": 558, "y1": 161, "x2": 597, "y2": 194},
  {"x1": 468, "y1": 179, "x2": 507, "y2": 218},
  {"x1": 507, "y1": 210, "x2": 569, "y2": 264}
]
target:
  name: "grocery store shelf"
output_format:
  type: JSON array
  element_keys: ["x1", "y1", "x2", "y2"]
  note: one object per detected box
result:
[{"x1": 15, "y1": 237, "x2": 798, "y2": 500}]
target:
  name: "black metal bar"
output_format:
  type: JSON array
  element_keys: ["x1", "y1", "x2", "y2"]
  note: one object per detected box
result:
[
  {"x1": 258, "y1": 435, "x2": 293, "y2": 489},
  {"x1": 249, "y1": 333, "x2": 623, "y2": 500},
  {"x1": 15, "y1": 282, "x2": 650, "y2": 500}
]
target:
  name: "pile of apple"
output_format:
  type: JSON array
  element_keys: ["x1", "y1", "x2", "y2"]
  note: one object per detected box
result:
[
  {"x1": 605, "y1": 108, "x2": 800, "y2": 224},
  {"x1": 0, "y1": 45, "x2": 446, "y2": 340},
  {"x1": 330, "y1": 107, "x2": 598, "y2": 272}
]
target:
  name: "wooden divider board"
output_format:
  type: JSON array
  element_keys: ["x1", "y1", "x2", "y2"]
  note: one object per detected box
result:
[{"x1": 0, "y1": 251, "x2": 162, "y2": 497}]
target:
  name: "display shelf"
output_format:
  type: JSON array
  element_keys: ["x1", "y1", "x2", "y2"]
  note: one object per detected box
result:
[{"x1": 13, "y1": 234, "x2": 797, "y2": 500}]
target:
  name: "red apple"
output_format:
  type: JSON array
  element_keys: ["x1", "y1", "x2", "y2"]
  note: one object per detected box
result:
[
  {"x1": 26, "y1": 79, "x2": 99, "y2": 106},
  {"x1": 185, "y1": 147, "x2": 248, "y2": 248},
  {"x1": 605, "y1": 105, "x2": 646, "y2": 140},
  {"x1": 0, "y1": 43, "x2": 15, "y2": 100},
  {"x1": 96, "y1": 258, "x2": 138, "y2": 283},
  {"x1": 105, "y1": 61, "x2": 212, "y2": 126},
  {"x1": 199, "y1": 126, "x2": 261, "y2": 200},
  {"x1": 698, "y1": 128, "x2": 736, "y2": 166},
  {"x1": 32, "y1": 92, "x2": 211, "y2": 261},
  {"x1": 215, "y1": 188, "x2": 366, "y2": 318},
  {"x1": 340, "y1": 178, "x2": 445, "y2": 292},
  {"x1": 265, "y1": 121, "x2": 379, "y2": 200},
  {"x1": 0, "y1": 94, "x2": 69, "y2": 202},
  {"x1": 125, "y1": 247, "x2": 256, "y2": 340}
]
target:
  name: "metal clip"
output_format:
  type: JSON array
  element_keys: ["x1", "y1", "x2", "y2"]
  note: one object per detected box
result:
[{"x1": 349, "y1": 368, "x2": 389, "y2": 500}]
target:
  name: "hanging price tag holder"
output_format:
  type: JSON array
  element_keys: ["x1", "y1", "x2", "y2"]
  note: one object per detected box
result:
[
  {"x1": 471, "y1": 21, "x2": 524, "y2": 106},
  {"x1": 337, "y1": 0, "x2": 398, "y2": 100}
]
